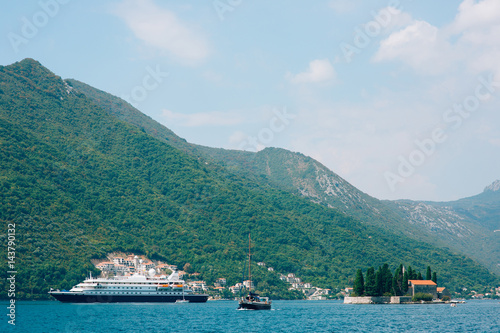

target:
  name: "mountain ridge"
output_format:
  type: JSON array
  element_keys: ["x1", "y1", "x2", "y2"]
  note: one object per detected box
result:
[
  {"x1": 485, "y1": 179, "x2": 500, "y2": 192},
  {"x1": 0, "y1": 59, "x2": 497, "y2": 300},
  {"x1": 64, "y1": 60, "x2": 499, "y2": 275}
]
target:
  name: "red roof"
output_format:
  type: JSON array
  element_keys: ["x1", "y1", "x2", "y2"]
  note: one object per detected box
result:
[{"x1": 408, "y1": 280, "x2": 436, "y2": 286}]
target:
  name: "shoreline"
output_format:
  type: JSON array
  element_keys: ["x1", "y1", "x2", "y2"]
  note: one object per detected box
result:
[{"x1": 343, "y1": 296, "x2": 466, "y2": 305}]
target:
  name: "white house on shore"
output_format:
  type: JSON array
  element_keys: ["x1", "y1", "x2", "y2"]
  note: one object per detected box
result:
[{"x1": 230, "y1": 283, "x2": 244, "y2": 294}]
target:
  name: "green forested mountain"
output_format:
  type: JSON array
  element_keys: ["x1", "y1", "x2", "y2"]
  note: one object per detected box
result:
[
  {"x1": 68, "y1": 78, "x2": 499, "y2": 275},
  {"x1": 239, "y1": 148, "x2": 500, "y2": 275},
  {"x1": 0, "y1": 59, "x2": 497, "y2": 299}
]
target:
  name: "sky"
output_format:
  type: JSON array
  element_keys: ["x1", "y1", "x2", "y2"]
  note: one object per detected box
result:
[{"x1": 1, "y1": 0, "x2": 500, "y2": 202}]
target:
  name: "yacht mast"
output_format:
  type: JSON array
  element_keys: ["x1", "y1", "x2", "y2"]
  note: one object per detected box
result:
[{"x1": 248, "y1": 233, "x2": 251, "y2": 292}]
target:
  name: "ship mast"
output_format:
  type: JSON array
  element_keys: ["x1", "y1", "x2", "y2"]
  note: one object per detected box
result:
[{"x1": 248, "y1": 233, "x2": 251, "y2": 293}]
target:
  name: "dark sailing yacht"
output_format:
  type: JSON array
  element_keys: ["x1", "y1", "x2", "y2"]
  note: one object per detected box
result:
[{"x1": 238, "y1": 234, "x2": 272, "y2": 310}]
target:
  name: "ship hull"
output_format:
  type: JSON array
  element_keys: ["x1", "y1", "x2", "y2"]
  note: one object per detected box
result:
[
  {"x1": 49, "y1": 292, "x2": 208, "y2": 303},
  {"x1": 238, "y1": 301, "x2": 271, "y2": 310}
]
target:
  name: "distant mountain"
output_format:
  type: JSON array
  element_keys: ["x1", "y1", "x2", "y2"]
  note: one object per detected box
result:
[
  {"x1": 66, "y1": 81, "x2": 414, "y2": 233},
  {"x1": 243, "y1": 149, "x2": 500, "y2": 274},
  {"x1": 485, "y1": 180, "x2": 500, "y2": 192},
  {"x1": 390, "y1": 181, "x2": 500, "y2": 234},
  {"x1": 387, "y1": 182, "x2": 500, "y2": 273},
  {"x1": 68, "y1": 63, "x2": 500, "y2": 276},
  {"x1": 449, "y1": 180, "x2": 500, "y2": 232},
  {"x1": 65, "y1": 79, "x2": 195, "y2": 154},
  {"x1": 223, "y1": 148, "x2": 500, "y2": 274},
  {"x1": 65, "y1": 79, "x2": 259, "y2": 170},
  {"x1": 1, "y1": 59, "x2": 497, "y2": 300}
]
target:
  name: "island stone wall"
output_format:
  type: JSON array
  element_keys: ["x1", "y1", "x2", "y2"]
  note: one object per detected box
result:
[{"x1": 344, "y1": 296, "x2": 412, "y2": 304}]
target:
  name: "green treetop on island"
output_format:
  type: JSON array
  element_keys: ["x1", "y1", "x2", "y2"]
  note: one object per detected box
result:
[
  {"x1": 353, "y1": 269, "x2": 364, "y2": 296},
  {"x1": 352, "y1": 264, "x2": 438, "y2": 297}
]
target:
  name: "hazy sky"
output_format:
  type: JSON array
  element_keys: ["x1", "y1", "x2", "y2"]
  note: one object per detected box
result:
[{"x1": 2, "y1": 0, "x2": 500, "y2": 201}]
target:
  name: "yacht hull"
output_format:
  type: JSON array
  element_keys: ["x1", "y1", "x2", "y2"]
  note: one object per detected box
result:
[{"x1": 238, "y1": 301, "x2": 271, "y2": 310}]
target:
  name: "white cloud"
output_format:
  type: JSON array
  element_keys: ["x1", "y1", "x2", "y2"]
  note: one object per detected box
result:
[
  {"x1": 450, "y1": 0, "x2": 500, "y2": 78},
  {"x1": 161, "y1": 109, "x2": 245, "y2": 127},
  {"x1": 450, "y1": 0, "x2": 500, "y2": 33},
  {"x1": 373, "y1": 20, "x2": 453, "y2": 74},
  {"x1": 113, "y1": 0, "x2": 209, "y2": 64},
  {"x1": 373, "y1": 0, "x2": 500, "y2": 77},
  {"x1": 378, "y1": 7, "x2": 413, "y2": 31},
  {"x1": 287, "y1": 101, "x2": 448, "y2": 200},
  {"x1": 286, "y1": 59, "x2": 336, "y2": 84}
]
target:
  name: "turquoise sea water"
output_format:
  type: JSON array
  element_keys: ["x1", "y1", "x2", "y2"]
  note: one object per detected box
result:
[{"x1": 1, "y1": 299, "x2": 499, "y2": 332}]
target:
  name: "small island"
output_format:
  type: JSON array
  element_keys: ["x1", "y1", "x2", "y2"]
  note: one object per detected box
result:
[{"x1": 344, "y1": 264, "x2": 451, "y2": 304}]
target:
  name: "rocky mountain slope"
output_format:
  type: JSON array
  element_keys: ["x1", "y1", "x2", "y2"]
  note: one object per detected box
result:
[
  {"x1": 4, "y1": 59, "x2": 498, "y2": 298},
  {"x1": 387, "y1": 183, "x2": 499, "y2": 273},
  {"x1": 66, "y1": 66, "x2": 500, "y2": 276},
  {"x1": 247, "y1": 148, "x2": 500, "y2": 274}
]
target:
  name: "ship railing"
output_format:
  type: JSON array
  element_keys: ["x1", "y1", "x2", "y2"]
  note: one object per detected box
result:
[{"x1": 260, "y1": 297, "x2": 271, "y2": 303}]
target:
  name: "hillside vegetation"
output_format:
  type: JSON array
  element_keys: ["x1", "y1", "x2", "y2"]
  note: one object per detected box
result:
[
  {"x1": 0, "y1": 59, "x2": 497, "y2": 299},
  {"x1": 68, "y1": 78, "x2": 500, "y2": 275}
]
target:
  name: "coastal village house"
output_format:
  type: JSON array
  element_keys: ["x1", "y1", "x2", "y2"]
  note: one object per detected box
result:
[
  {"x1": 230, "y1": 283, "x2": 244, "y2": 294},
  {"x1": 94, "y1": 254, "x2": 183, "y2": 278},
  {"x1": 280, "y1": 273, "x2": 301, "y2": 284},
  {"x1": 190, "y1": 281, "x2": 208, "y2": 292},
  {"x1": 437, "y1": 287, "x2": 451, "y2": 299},
  {"x1": 215, "y1": 278, "x2": 227, "y2": 287},
  {"x1": 408, "y1": 280, "x2": 437, "y2": 299},
  {"x1": 96, "y1": 261, "x2": 115, "y2": 271},
  {"x1": 155, "y1": 263, "x2": 170, "y2": 274},
  {"x1": 308, "y1": 288, "x2": 331, "y2": 300},
  {"x1": 243, "y1": 280, "x2": 255, "y2": 289}
]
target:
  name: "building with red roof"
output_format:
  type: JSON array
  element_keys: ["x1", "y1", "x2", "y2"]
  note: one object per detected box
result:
[{"x1": 408, "y1": 280, "x2": 437, "y2": 299}]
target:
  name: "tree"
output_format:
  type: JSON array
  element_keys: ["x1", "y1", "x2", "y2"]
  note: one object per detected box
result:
[
  {"x1": 220, "y1": 288, "x2": 233, "y2": 299},
  {"x1": 375, "y1": 267, "x2": 383, "y2": 296},
  {"x1": 382, "y1": 263, "x2": 393, "y2": 295},
  {"x1": 417, "y1": 272, "x2": 423, "y2": 280},
  {"x1": 353, "y1": 269, "x2": 364, "y2": 296},
  {"x1": 392, "y1": 264, "x2": 404, "y2": 296},
  {"x1": 426, "y1": 266, "x2": 432, "y2": 280},
  {"x1": 365, "y1": 267, "x2": 376, "y2": 296},
  {"x1": 183, "y1": 263, "x2": 193, "y2": 274},
  {"x1": 402, "y1": 270, "x2": 409, "y2": 294},
  {"x1": 412, "y1": 292, "x2": 433, "y2": 302},
  {"x1": 392, "y1": 274, "x2": 399, "y2": 296},
  {"x1": 407, "y1": 266, "x2": 417, "y2": 280},
  {"x1": 432, "y1": 272, "x2": 437, "y2": 284}
]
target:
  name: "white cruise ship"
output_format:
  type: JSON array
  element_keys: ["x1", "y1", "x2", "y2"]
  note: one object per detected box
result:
[{"x1": 49, "y1": 270, "x2": 208, "y2": 303}]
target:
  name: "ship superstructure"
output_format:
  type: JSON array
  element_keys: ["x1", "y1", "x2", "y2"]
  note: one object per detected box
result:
[{"x1": 49, "y1": 270, "x2": 208, "y2": 303}]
